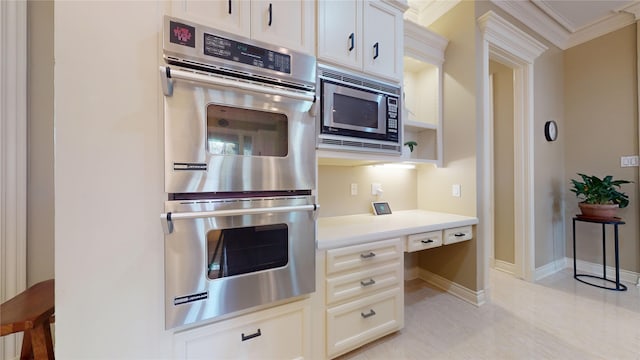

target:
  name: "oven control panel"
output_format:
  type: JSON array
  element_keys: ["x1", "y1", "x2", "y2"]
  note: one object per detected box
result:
[
  {"x1": 202, "y1": 33, "x2": 291, "y2": 74},
  {"x1": 167, "y1": 18, "x2": 291, "y2": 74}
]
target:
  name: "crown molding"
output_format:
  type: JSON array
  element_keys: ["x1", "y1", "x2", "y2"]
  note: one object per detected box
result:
[
  {"x1": 478, "y1": 11, "x2": 548, "y2": 63},
  {"x1": 566, "y1": 11, "x2": 636, "y2": 48},
  {"x1": 491, "y1": 0, "x2": 569, "y2": 49},
  {"x1": 404, "y1": 19, "x2": 448, "y2": 65},
  {"x1": 491, "y1": 0, "x2": 639, "y2": 50}
]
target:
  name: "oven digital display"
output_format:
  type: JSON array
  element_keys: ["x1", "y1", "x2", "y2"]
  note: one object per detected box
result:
[{"x1": 203, "y1": 33, "x2": 291, "y2": 74}]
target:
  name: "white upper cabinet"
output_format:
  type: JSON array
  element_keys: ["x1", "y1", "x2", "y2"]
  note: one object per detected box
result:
[
  {"x1": 318, "y1": 0, "x2": 406, "y2": 82},
  {"x1": 362, "y1": 1, "x2": 403, "y2": 81},
  {"x1": 317, "y1": 0, "x2": 362, "y2": 70},
  {"x1": 250, "y1": 0, "x2": 315, "y2": 54},
  {"x1": 171, "y1": 0, "x2": 251, "y2": 38},
  {"x1": 172, "y1": 0, "x2": 315, "y2": 54}
]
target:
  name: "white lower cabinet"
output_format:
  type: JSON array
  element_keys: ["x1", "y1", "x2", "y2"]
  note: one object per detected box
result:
[
  {"x1": 173, "y1": 299, "x2": 311, "y2": 360},
  {"x1": 443, "y1": 225, "x2": 473, "y2": 245},
  {"x1": 327, "y1": 287, "x2": 402, "y2": 357},
  {"x1": 324, "y1": 238, "x2": 404, "y2": 359}
]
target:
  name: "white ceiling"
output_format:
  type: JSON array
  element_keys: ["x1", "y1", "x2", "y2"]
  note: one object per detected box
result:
[
  {"x1": 407, "y1": 0, "x2": 640, "y2": 49},
  {"x1": 532, "y1": 0, "x2": 636, "y2": 32}
]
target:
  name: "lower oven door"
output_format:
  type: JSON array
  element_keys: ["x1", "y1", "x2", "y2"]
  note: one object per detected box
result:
[{"x1": 161, "y1": 196, "x2": 317, "y2": 330}]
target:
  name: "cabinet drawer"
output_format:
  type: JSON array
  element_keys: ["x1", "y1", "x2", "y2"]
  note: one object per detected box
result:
[
  {"x1": 326, "y1": 262, "x2": 401, "y2": 305},
  {"x1": 406, "y1": 230, "x2": 442, "y2": 252},
  {"x1": 326, "y1": 238, "x2": 402, "y2": 275},
  {"x1": 173, "y1": 300, "x2": 310, "y2": 359},
  {"x1": 443, "y1": 226, "x2": 473, "y2": 245},
  {"x1": 326, "y1": 287, "x2": 402, "y2": 358}
]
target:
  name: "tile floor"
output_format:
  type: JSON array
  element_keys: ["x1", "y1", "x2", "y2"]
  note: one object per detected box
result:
[{"x1": 337, "y1": 269, "x2": 640, "y2": 359}]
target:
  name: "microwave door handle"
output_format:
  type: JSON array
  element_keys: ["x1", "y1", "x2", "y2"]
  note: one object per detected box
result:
[
  {"x1": 160, "y1": 203, "x2": 320, "y2": 235},
  {"x1": 159, "y1": 66, "x2": 315, "y2": 103}
]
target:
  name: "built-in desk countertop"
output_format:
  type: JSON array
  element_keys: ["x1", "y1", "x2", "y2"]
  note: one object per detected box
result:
[{"x1": 317, "y1": 209, "x2": 479, "y2": 250}]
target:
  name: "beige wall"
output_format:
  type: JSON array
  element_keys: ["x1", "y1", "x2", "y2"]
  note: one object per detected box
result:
[
  {"x1": 416, "y1": 0, "x2": 479, "y2": 291},
  {"x1": 27, "y1": 0, "x2": 55, "y2": 286},
  {"x1": 490, "y1": 60, "x2": 515, "y2": 264},
  {"x1": 54, "y1": 2, "x2": 171, "y2": 357},
  {"x1": 564, "y1": 24, "x2": 639, "y2": 272},
  {"x1": 317, "y1": 165, "x2": 417, "y2": 217},
  {"x1": 533, "y1": 44, "x2": 566, "y2": 268}
]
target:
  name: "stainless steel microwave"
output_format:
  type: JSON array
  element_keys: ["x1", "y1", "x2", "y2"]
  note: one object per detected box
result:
[{"x1": 317, "y1": 64, "x2": 402, "y2": 154}]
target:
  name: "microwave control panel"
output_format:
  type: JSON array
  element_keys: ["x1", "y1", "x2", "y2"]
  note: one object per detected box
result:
[{"x1": 387, "y1": 97, "x2": 399, "y2": 135}]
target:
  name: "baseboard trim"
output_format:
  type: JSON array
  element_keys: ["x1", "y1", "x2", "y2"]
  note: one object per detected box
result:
[
  {"x1": 534, "y1": 258, "x2": 568, "y2": 281},
  {"x1": 494, "y1": 259, "x2": 515, "y2": 275},
  {"x1": 417, "y1": 268, "x2": 486, "y2": 306},
  {"x1": 570, "y1": 257, "x2": 640, "y2": 285}
]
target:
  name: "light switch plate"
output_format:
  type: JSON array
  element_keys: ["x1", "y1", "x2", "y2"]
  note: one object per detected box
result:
[
  {"x1": 620, "y1": 155, "x2": 638, "y2": 167},
  {"x1": 452, "y1": 184, "x2": 461, "y2": 197}
]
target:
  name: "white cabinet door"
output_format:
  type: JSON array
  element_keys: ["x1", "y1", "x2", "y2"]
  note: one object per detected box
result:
[
  {"x1": 362, "y1": 0, "x2": 403, "y2": 81},
  {"x1": 251, "y1": 0, "x2": 315, "y2": 54},
  {"x1": 317, "y1": 0, "x2": 362, "y2": 72},
  {"x1": 171, "y1": 0, "x2": 251, "y2": 37}
]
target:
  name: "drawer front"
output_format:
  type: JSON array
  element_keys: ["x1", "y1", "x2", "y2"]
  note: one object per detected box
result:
[
  {"x1": 326, "y1": 262, "x2": 402, "y2": 305},
  {"x1": 174, "y1": 301, "x2": 309, "y2": 359},
  {"x1": 326, "y1": 287, "x2": 403, "y2": 358},
  {"x1": 326, "y1": 238, "x2": 402, "y2": 275},
  {"x1": 443, "y1": 226, "x2": 473, "y2": 245},
  {"x1": 406, "y1": 230, "x2": 442, "y2": 252}
]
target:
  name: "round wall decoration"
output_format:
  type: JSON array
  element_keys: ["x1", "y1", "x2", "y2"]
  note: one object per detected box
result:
[{"x1": 544, "y1": 120, "x2": 558, "y2": 142}]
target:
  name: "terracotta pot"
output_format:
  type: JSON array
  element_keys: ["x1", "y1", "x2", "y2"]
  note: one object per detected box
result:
[{"x1": 578, "y1": 203, "x2": 619, "y2": 219}]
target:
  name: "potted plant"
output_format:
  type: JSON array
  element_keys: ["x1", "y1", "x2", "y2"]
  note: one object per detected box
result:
[{"x1": 570, "y1": 173, "x2": 632, "y2": 218}]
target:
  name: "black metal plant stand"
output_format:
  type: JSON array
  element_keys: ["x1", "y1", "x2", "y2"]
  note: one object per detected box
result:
[{"x1": 572, "y1": 216, "x2": 627, "y2": 291}]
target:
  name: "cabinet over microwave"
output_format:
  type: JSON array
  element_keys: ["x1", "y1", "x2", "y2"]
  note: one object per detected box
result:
[{"x1": 317, "y1": 64, "x2": 402, "y2": 155}]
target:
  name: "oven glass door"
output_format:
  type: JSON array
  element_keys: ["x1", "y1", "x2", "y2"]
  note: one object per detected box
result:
[
  {"x1": 206, "y1": 105, "x2": 288, "y2": 157},
  {"x1": 322, "y1": 80, "x2": 386, "y2": 135},
  {"x1": 163, "y1": 71, "x2": 316, "y2": 194},
  {"x1": 162, "y1": 196, "x2": 316, "y2": 330},
  {"x1": 206, "y1": 223, "x2": 288, "y2": 279}
]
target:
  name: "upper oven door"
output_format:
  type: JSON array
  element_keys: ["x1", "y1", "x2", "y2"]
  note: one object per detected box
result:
[
  {"x1": 322, "y1": 80, "x2": 386, "y2": 135},
  {"x1": 162, "y1": 67, "x2": 317, "y2": 194},
  {"x1": 161, "y1": 196, "x2": 317, "y2": 329}
]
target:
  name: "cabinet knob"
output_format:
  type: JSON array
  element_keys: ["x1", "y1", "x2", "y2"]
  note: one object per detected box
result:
[
  {"x1": 373, "y1": 42, "x2": 379, "y2": 60},
  {"x1": 348, "y1": 33, "x2": 355, "y2": 51},
  {"x1": 241, "y1": 328, "x2": 261, "y2": 341},
  {"x1": 228, "y1": 0, "x2": 232, "y2": 14},
  {"x1": 360, "y1": 252, "x2": 376, "y2": 259},
  {"x1": 454, "y1": 233, "x2": 465, "y2": 237},
  {"x1": 421, "y1": 239, "x2": 434, "y2": 244},
  {"x1": 360, "y1": 278, "x2": 376, "y2": 287},
  {"x1": 361, "y1": 309, "x2": 376, "y2": 318},
  {"x1": 268, "y1": 3, "x2": 273, "y2": 26}
]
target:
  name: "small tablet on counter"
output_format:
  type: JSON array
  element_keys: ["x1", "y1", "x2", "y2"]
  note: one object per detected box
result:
[{"x1": 372, "y1": 202, "x2": 392, "y2": 215}]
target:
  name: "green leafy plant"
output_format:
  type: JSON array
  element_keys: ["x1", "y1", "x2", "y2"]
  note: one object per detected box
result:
[
  {"x1": 570, "y1": 173, "x2": 632, "y2": 208},
  {"x1": 404, "y1": 141, "x2": 417, "y2": 152}
]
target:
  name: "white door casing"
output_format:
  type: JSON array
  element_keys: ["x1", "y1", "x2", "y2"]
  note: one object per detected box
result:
[
  {"x1": 478, "y1": 11, "x2": 547, "y2": 285},
  {"x1": 0, "y1": 0, "x2": 28, "y2": 358}
]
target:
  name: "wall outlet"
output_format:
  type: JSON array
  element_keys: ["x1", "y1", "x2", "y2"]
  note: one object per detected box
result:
[
  {"x1": 350, "y1": 183, "x2": 358, "y2": 196},
  {"x1": 452, "y1": 184, "x2": 461, "y2": 197},
  {"x1": 371, "y1": 183, "x2": 383, "y2": 196},
  {"x1": 620, "y1": 155, "x2": 638, "y2": 167}
]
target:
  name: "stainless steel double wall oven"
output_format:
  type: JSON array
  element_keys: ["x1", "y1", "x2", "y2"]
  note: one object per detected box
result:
[{"x1": 159, "y1": 16, "x2": 318, "y2": 330}]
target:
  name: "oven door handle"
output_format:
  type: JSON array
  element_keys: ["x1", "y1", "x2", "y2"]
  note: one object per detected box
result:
[
  {"x1": 160, "y1": 66, "x2": 316, "y2": 103},
  {"x1": 160, "y1": 203, "x2": 320, "y2": 234}
]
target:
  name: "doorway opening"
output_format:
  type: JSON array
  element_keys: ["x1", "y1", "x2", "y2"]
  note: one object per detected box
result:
[
  {"x1": 478, "y1": 11, "x2": 547, "y2": 292},
  {"x1": 489, "y1": 60, "x2": 516, "y2": 276}
]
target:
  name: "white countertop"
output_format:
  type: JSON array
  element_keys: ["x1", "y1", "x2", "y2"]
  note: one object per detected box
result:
[{"x1": 317, "y1": 209, "x2": 479, "y2": 250}]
